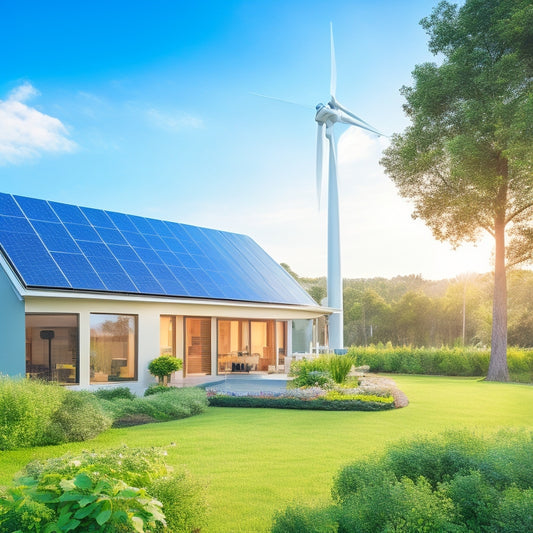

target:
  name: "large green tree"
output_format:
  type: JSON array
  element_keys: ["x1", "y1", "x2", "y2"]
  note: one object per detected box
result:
[{"x1": 381, "y1": 0, "x2": 533, "y2": 381}]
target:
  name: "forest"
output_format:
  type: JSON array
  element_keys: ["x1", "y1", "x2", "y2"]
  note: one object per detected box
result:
[{"x1": 282, "y1": 265, "x2": 533, "y2": 348}]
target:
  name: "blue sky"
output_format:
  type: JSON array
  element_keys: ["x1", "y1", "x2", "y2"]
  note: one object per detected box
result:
[{"x1": 0, "y1": 0, "x2": 493, "y2": 280}]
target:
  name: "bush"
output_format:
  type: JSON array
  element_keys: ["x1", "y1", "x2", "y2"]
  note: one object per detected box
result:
[
  {"x1": 289, "y1": 356, "x2": 331, "y2": 377},
  {"x1": 100, "y1": 387, "x2": 208, "y2": 426},
  {"x1": 44, "y1": 390, "x2": 112, "y2": 444},
  {"x1": 148, "y1": 356, "x2": 183, "y2": 385},
  {"x1": 0, "y1": 447, "x2": 190, "y2": 532},
  {"x1": 337, "y1": 476, "x2": 457, "y2": 533},
  {"x1": 0, "y1": 377, "x2": 67, "y2": 450},
  {"x1": 289, "y1": 370, "x2": 334, "y2": 389},
  {"x1": 442, "y1": 471, "x2": 499, "y2": 531},
  {"x1": 150, "y1": 471, "x2": 208, "y2": 533},
  {"x1": 382, "y1": 430, "x2": 483, "y2": 488},
  {"x1": 144, "y1": 384, "x2": 175, "y2": 396},
  {"x1": 348, "y1": 345, "x2": 533, "y2": 382},
  {"x1": 332, "y1": 461, "x2": 396, "y2": 503},
  {"x1": 271, "y1": 505, "x2": 338, "y2": 533},
  {"x1": 493, "y1": 487, "x2": 533, "y2": 533},
  {"x1": 274, "y1": 430, "x2": 533, "y2": 533},
  {"x1": 94, "y1": 386, "x2": 136, "y2": 401},
  {"x1": 208, "y1": 394, "x2": 393, "y2": 411}
]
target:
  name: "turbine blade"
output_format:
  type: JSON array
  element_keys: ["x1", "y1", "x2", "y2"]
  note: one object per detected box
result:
[
  {"x1": 250, "y1": 92, "x2": 313, "y2": 109},
  {"x1": 316, "y1": 123, "x2": 324, "y2": 209},
  {"x1": 342, "y1": 116, "x2": 384, "y2": 137},
  {"x1": 334, "y1": 100, "x2": 376, "y2": 129},
  {"x1": 330, "y1": 22, "x2": 337, "y2": 99}
]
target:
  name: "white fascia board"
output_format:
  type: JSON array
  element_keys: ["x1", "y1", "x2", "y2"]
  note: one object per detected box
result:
[
  {"x1": 0, "y1": 254, "x2": 25, "y2": 301},
  {"x1": 22, "y1": 287, "x2": 334, "y2": 316}
]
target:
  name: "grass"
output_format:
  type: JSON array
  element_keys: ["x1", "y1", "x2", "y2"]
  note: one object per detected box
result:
[{"x1": 1, "y1": 375, "x2": 532, "y2": 532}]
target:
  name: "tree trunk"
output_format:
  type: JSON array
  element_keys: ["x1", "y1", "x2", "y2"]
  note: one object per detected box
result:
[{"x1": 487, "y1": 210, "x2": 509, "y2": 381}]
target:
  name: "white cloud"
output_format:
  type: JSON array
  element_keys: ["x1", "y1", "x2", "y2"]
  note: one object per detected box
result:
[
  {"x1": 145, "y1": 107, "x2": 204, "y2": 132},
  {"x1": 8, "y1": 82, "x2": 40, "y2": 103},
  {"x1": 0, "y1": 83, "x2": 76, "y2": 165}
]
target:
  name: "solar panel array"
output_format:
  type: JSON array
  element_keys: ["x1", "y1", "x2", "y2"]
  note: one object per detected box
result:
[{"x1": 0, "y1": 193, "x2": 317, "y2": 306}]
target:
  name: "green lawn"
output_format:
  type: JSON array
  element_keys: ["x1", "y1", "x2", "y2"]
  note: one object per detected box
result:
[{"x1": 1, "y1": 376, "x2": 532, "y2": 532}]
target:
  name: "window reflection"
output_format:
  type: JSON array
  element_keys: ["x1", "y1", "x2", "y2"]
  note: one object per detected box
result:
[
  {"x1": 218, "y1": 319, "x2": 286, "y2": 374},
  {"x1": 90, "y1": 314, "x2": 137, "y2": 383},
  {"x1": 25, "y1": 314, "x2": 79, "y2": 384}
]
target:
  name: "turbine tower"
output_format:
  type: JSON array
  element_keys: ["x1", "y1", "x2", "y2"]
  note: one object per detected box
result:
[{"x1": 315, "y1": 24, "x2": 382, "y2": 351}]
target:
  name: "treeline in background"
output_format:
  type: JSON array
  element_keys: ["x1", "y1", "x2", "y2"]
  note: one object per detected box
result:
[{"x1": 282, "y1": 265, "x2": 533, "y2": 348}]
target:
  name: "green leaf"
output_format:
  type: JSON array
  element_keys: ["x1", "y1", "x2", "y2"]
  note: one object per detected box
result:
[
  {"x1": 59, "y1": 491, "x2": 85, "y2": 502},
  {"x1": 112, "y1": 509, "x2": 129, "y2": 523},
  {"x1": 62, "y1": 518, "x2": 81, "y2": 532},
  {"x1": 78, "y1": 494, "x2": 98, "y2": 507},
  {"x1": 96, "y1": 509, "x2": 112, "y2": 525},
  {"x1": 73, "y1": 473, "x2": 93, "y2": 490},
  {"x1": 117, "y1": 488, "x2": 138, "y2": 498},
  {"x1": 74, "y1": 502, "x2": 99, "y2": 519},
  {"x1": 30, "y1": 491, "x2": 57, "y2": 503}
]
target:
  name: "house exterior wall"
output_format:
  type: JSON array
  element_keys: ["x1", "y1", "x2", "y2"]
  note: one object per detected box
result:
[
  {"x1": 0, "y1": 266, "x2": 25, "y2": 376},
  {"x1": 24, "y1": 294, "x2": 325, "y2": 391}
]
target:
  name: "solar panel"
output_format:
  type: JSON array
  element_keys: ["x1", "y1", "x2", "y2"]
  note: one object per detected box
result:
[{"x1": 0, "y1": 193, "x2": 318, "y2": 306}]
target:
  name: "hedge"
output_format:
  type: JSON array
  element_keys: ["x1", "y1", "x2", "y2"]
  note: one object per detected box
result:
[{"x1": 207, "y1": 394, "x2": 394, "y2": 411}]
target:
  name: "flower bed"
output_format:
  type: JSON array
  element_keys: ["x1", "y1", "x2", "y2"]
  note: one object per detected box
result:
[{"x1": 206, "y1": 388, "x2": 394, "y2": 411}]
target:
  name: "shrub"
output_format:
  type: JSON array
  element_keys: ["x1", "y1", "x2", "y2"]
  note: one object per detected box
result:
[
  {"x1": 94, "y1": 386, "x2": 136, "y2": 401},
  {"x1": 146, "y1": 387, "x2": 208, "y2": 418},
  {"x1": 289, "y1": 370, "x2": 333, "y2": 389},
  {"x1": 208, "y1": 394, "x2": 393, "y2": 411},
  {"x1": 148, "y1": 356, "x2": 183, "y2": 385},
  {"x1": 271, "y1": 505, "x2": 338, "y2": 533},
  {"x1": 329, "y1": 355, "x2": 353, "y2": 384},
  {"x1": 347, "y1": 345, "x2": 533, "y2": 382},
  {"x1": 0, "y1": 447, "x2": 174, "y2": 532},
  {"x1": 0, "y1": 376, "x2": 66, "y2": 450},
  {"x1": 289, "y1": 355, "x2": 331, "y2": 377},
  {"x1": 0, "y1": 447, "x2": 208, "y2": 532},
  {"x1": 100, "y1": 387, "x2": 208, "y2": 426},
  {"x1": 276, "y1": 430, "x2": 533, "y2": 533},
  {"x1": 332, "y1": 461, "x2": 395, "y2": 503},
  {"x1": 337, "y1": 476, "x2": 457, "y2": 533},
  {"x1": 144, "y1": 384, "x2": 175, "y2": 396},
  {"x1": 493, "y1": 487, "x2": 533, "y2": 533},
  {"x1": 44, "y1": 390, "x2": 112, "y2": 444},
  {"x1": 23, "y1": 446, "x2": 168, "y2": 488},
  {"x1": 382, "y1": 430, "x2": 484, "y2": 488},
  {"x1": 149, "y1": 471, "x2": 208, "y2": 533},
  {"x1": 442, "y1": 471, "x2": 499, "y2": 531}
]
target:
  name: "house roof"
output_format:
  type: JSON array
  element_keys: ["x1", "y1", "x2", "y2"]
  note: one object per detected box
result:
[{"x1": 0, "y1": 193, "x2": 317, "y2": 307}]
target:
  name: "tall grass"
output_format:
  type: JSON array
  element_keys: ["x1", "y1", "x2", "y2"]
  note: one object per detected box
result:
[
  {"x1": 348, "y1": 344, "x2": 533, "y2": 382},
  {"x1": 0, "y1": 376, "x2": 66, "y2": 450}
]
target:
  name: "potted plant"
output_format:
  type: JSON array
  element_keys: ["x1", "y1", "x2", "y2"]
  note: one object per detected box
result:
[{"x1": 148, "y1": 356, "x2": 183, "y2": 386}]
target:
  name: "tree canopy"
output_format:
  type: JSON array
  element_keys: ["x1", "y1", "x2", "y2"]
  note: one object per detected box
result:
[{"x1": 381, "y1": 0, "x2": 533, "y2": 381}]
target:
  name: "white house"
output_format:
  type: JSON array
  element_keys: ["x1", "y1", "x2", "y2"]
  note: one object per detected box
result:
[{"x1": 0, "y1": 193, "x2": 328, "y2": 390}]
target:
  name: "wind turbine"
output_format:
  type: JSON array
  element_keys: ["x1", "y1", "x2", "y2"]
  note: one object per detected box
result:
[{"x1": 316, "y1": 24, "x2": 382, "y2": 351}]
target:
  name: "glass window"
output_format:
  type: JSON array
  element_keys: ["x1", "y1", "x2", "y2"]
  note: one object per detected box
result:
[
  {"x1": 218, "y1": 319, "x2": 250, "y2": 373},
  {"x1": 160, "y1": 315, "x2": 176, "y2": 356},
  {"x1": 185, "y1": 318, "x2": 211, "y2": 375},
  {"x1": 218, "y1": 319, "x2": 283, "y2": 374},
  {"x1": 90, "y1": 314, "x2": 137, "y2": 383},
  {"x1": 277, "y1": 321, "x2": 287, "y2": 367},
  {"x1": 25, "y1": 314, "x2": 79, "y2": 384}
]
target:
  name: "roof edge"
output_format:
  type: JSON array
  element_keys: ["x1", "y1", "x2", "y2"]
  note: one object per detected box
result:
[{"x1": 21, "y1": 286, "x2": 333, "y2": 315}]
